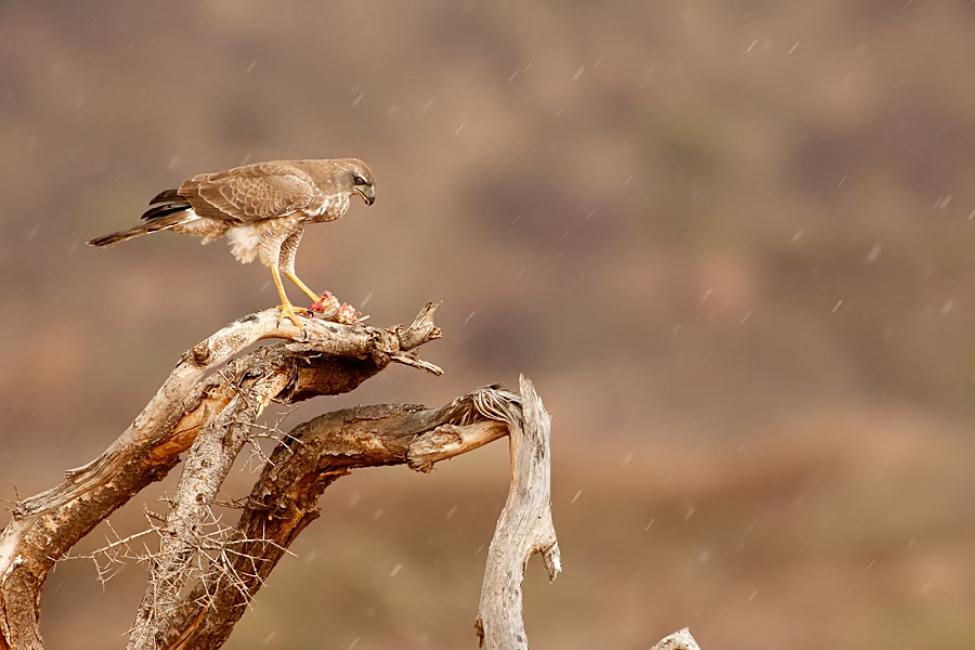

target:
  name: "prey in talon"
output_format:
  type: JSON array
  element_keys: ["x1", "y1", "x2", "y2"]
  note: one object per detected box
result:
[
  {"x1": 87, "y1": 158, "x2": 376, "y2": 329},
  {"x1": 309, "y1": 290, "x2": 368, "y2": 325}
]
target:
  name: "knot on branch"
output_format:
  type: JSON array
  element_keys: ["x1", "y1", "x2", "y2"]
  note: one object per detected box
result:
[{"x1": 185, "y1": 342, "x2": 212, "y2": 367}]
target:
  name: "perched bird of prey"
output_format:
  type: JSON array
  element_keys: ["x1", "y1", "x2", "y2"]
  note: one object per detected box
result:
[{"x1": 88, "y1": 158, "x2": 376, "y2": 326}]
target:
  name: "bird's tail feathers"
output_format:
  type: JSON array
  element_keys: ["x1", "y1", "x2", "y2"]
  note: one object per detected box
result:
[
  {"x1": 148, "y1": 188, "x2": 182, "y2": 206},
  {"x1": 141, "y1": 203, "x2": 190, "y2": 221},
  {"x1": 87, "y1": 211, "x2": 190, "y2": 248},
  {"x1": 142, "y1": 189, "x2": 190, "y2": 221}
]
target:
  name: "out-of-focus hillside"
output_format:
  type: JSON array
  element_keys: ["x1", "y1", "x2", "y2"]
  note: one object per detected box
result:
[{"x1": 2, "y1": 2, "x2": 975, "y2": 648}]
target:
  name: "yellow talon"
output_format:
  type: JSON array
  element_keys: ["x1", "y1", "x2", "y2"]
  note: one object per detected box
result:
[
  {"x1": 268, "y1": 264, "x2": 307, "y2": 329},
  {"x1": 276, "y1": 301, "x2": 306, "y2": 328}
]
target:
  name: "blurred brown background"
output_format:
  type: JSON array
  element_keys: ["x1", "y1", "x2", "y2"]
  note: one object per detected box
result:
[{"x1": 2, "y1": 1, "x2": 975, "y2": 648}]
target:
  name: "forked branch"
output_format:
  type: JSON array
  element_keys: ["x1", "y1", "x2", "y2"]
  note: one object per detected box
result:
[
  {"x1": 0, "y1": 302, "x2": 571, "y2": 650},
  {"x1": 155, "y1": 387, "x2": 523, "y2": 648},
  {"x1": 0, "y1": 304, "x2": 441, "y2": 650}
]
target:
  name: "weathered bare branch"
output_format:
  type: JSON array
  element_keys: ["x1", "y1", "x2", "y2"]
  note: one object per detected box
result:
[
  {"x1": 127, "y1": 370, "x2": 290, "y2": 650},
  {"x1": 0, "y1": 304, "x2": 441, "y2": 649},
  {"x1": 155, "y1": 387, "x2": 517, "y2": 649},
  {"x1": 475, "y1": 376, "x2": 561, "y2": 650},
  {"x1": 0, "y1": 302, "x2": 579, "y2": 650}
]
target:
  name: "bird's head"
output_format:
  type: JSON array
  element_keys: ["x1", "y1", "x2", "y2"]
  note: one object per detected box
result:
[{"x1": 337, "y1": 158, "x2": 376, "y2": 206}]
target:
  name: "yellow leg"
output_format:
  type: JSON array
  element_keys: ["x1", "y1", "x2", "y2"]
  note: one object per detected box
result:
[
  {"x1": 283, "y1": 270, "x2": 322, "y2": 303},
  {"x1": 269, "y1": 265, "x2": 304, "y2": 328}
]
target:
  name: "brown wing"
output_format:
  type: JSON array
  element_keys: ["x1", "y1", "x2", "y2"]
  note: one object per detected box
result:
[{"x1": 178, "y1": 161, "x2": 320, "y2": 224}]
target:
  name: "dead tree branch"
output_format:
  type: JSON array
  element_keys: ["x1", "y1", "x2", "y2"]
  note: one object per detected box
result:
[
  {"x1": 127, "y1": 370, "x2": 290, "y2": 650},
  {"x1": 0, "y1": 301, "x2": 575, "y2": 650},
  {"x1": 154, "y1": 388, "x2": 518, "y2": 649},
  {"x1": 0, "y1": 304, "x2": 441, "y2": 650},
  {"x1": 475, "y1": 376, "x2": 561, "y2": 649}
]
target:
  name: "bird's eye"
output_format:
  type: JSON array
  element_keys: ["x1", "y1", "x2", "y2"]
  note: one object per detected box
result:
[{"x1": 353, "y1": 175, "x2": 367, "y2": 186}]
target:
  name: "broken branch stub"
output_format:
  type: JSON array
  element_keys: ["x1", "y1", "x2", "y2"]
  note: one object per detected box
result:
[
  {"x1": 475, "y1": 376, "x2": 561, "y2": 650},
  {"x1": 650, "y1": 628, "x2": 702, "y2": 650}
]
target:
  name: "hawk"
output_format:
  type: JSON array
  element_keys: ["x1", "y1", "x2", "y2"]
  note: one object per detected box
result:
[{"x1": 88, "y1": 158, "x2": 376, "y2": 326}]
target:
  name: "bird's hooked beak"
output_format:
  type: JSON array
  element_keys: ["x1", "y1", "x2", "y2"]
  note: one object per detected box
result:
[{"x1": 356, "y1": 184, "x2": 376, "y2": 206}]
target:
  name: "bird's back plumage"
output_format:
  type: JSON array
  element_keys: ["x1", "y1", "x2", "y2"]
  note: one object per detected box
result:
[
  {"x1": 147, "y1": 188, "x2": 183, "y2": 208},
  {"x1": 88, "y1": 157, "x2": 374, "y2": 262},
  {"x1": 177, "y1": 162, "x2": 321, "y2": 224}
]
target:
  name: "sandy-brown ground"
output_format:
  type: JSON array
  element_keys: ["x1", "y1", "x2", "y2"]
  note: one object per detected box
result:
[{"x1": 2, "y1": 2, "x2": 974, "y2": 648}]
